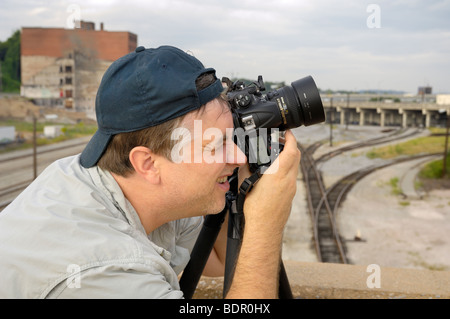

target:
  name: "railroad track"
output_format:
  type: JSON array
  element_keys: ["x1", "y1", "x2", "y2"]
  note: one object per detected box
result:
[
  {"x1": 0, "y1": 180, "x2": 34, "y2": 211},
  {"x1": 300, "y1": 142, "x2": 348, "y2": 263},
  {"x1": 299, "y1": 127, "x2": 434, "y2": 264},
  {"x1": 0, "y1": 138, "x2": 89, "y2": 211},
  {"x1": 315, "y1": 127, "x2": 421, "y2": 163}
]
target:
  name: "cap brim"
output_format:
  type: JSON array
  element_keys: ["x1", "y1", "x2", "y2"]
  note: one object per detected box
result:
[{"x1": 80, "y1": 130, "x2": 113, "y2": 168}]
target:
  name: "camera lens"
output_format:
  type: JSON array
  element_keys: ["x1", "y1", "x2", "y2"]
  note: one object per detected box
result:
[{"x1": 273, "y1": 76, "x2": 325, "y2": 129}]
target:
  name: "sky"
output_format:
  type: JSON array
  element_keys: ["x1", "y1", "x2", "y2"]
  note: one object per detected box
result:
[{"x1": 1, "y1": 0, "x2": 449, "y2": 94}]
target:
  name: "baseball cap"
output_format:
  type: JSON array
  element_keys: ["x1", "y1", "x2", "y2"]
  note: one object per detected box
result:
[{"x1": 80, "y1": 45, "x2": 224, "y2": 168}]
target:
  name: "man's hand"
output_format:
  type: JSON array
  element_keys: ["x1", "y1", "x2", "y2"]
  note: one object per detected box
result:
[
  {"x1": 226, "y1": 129, "x2": 301, "y2": 299},
  {"x1": 238, "y1": 130, "x2": 300, "y2": 234}
]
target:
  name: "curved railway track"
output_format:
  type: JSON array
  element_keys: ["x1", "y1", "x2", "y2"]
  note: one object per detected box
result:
[
  {"x1": 300, "y1": 142, "x2": 348, "y2": 263},
  {"x1": 299, "y1": 128, "x2": 436, "y2": 264},
  {"x1": 315, "y1": 128, "x2": 421, "y2": 163}
]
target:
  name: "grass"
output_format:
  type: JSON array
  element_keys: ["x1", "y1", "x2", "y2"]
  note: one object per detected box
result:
[
  {"x1": 419, "y1": 155, "x2": 450, "y2": 179},
  {"x1": 407, "y1": 251, "x2": 449, "y2": 271},
  {"x1": 366, "y1": 135, "x2": 446, "y2": 159},
  {"x1": 388, "y1": 177, "x2": 410, "y2": 205},
  {"x1": 366, "y1": 132, "x2": 450, "y2": 181},
  {"x1": 0, "y1": 119, "x2": 97, "y2": 153},
  {"x1": 0, "y1": 119, "x2": 97, "y2": 136},
  {"x1": 428, "y1": 127, "x2": 447, "y2": 135},
  {"x1": 389, "y1": 177, "x2": 402, "y2": 195},
  {"x1": 414, "y1": 180, "x2": 424, "y2": 190}
]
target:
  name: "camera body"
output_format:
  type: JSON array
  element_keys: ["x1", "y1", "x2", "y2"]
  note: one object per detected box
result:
[{"x1": 224, "y1": 75, "x2": 325, "y2": 172}]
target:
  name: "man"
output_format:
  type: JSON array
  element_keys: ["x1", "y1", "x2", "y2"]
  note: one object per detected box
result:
[{"x1": 0, "y1": 45, "x2": 300, "y2": 298}]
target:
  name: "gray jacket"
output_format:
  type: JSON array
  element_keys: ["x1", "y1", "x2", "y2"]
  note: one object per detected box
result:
[{"x1": 0, "y1": 155, "x2": 202, "y2": 298}]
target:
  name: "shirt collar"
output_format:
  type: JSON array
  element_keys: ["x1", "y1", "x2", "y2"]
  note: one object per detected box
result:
[
  {"x1": 86, "y1": 165, "x2": 173, "y2": 263},
  {"x1": 88, "y1": 165, "x2": 147, "y2": 235}
]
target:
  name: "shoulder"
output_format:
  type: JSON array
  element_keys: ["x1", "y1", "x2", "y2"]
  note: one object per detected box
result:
[
  {"x1": 0, "y1": 155, "x2": 174, "y2": 298},
  {"x1": 46, "y1": 258, "x2": 184, "y2": 299}
]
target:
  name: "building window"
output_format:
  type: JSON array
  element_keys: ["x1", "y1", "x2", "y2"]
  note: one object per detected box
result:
[
  {"x1": 65, "y1": 90, "x2": 73, "y2": 98},
  {"x1": 65, "y1": 66, "x2": 72, "y2": 73},
  {"x1": 65, "y1": 77, "x2": 72, "y2": 85},
  {"x1": 65, "y1": 99, "x2": 73, "y2": 109}
]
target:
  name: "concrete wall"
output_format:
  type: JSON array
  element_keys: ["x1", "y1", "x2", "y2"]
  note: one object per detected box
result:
[
  {"x1": 192, "y1": 261, "x2": 450, "y2": 299},
  {"x1": 437, "y1": 95, "x2": 450, "y2": 105}
]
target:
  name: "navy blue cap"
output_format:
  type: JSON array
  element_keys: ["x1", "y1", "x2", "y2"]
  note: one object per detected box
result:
[{"x1": 80, "y1": 45, "x2": 224, "y2": 168}]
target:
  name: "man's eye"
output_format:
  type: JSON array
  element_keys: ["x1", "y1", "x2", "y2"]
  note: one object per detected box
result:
[{"x1": 211, "y1": 143, "x2": 226, "y2": 155}]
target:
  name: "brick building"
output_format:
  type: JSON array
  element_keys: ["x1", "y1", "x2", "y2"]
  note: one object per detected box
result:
[{"x1": 21, "y1": 21, "x2": 137, "y2": 118}]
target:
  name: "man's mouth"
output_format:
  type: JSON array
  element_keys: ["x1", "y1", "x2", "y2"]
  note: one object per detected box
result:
[
  {"x1": 216, "y1": 175, "x2": 230, "y2": 192},
  {"x1": 216, "y1": 176, "x2": 228, "y2": 184}
]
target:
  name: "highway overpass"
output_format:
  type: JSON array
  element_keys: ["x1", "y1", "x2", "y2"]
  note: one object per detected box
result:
[{"x1": 322, "y1": 100, "x2": 450, "y2": 128}]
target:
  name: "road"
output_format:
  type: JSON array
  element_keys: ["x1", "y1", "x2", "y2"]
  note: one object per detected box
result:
[{"x1": 0, "y1": 136, "x2": 91, "y2": 209}]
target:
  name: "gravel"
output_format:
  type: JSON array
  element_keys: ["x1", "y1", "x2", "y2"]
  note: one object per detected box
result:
[{"x1": 283, "y1": 124, "x2": 450, "y2": 272}]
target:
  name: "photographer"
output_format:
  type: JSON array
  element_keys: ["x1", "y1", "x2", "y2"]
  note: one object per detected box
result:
[{"x1": 0, "y1": 45, "x2": 300, "y2": 298}]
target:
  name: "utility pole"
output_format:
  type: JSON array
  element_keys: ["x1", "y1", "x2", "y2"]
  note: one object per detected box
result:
[
  {"x1": 346, "y1": 92, "x2": 350, "y2": 130},
  {"x1": 329, "y1": 97, "x2": 333, "y2": 147},
  {"x1": 33, "y1": 116, "x2": 37, "y2": 180},
  {"x1": 0, "y1": 61, "x2": 3, "y2": 93},
  {"x1": 443, "y1": 111, "x2": 449, "y2": 177}
]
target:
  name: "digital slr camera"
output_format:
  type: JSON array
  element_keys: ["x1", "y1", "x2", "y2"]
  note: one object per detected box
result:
[{"x1": 223, "y1": 75, "x2": 325, "y2": 172}]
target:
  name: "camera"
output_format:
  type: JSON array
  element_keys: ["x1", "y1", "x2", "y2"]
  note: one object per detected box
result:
[{"x1": 223, "y1": 75, "x2": 325, "y2": 172}]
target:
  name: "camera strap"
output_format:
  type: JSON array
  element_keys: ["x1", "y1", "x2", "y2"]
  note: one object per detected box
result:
[
  {"x1": 235, "y1": 168, "x2": 263, "y2": 215},
  {"x1": 227, "y1": 167, "x2": 294, "y2": 299}
]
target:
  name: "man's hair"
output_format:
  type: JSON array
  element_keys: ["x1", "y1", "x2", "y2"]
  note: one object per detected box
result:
[{"x1": 97, "y1": 72, "x2": 223, "y2": 176}]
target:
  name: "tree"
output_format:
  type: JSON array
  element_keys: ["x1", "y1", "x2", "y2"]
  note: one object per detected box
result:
[{"x1": 0, "y1": 30, "x2": 21, "y2": 93}]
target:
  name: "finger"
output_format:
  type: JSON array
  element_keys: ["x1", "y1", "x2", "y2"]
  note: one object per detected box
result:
[{"x1": 282, "y1": 130, "x2": 296, "y2": 149}]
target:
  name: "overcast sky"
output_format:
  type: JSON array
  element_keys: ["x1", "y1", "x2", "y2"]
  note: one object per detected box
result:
[{"x1": 1, "y1": 0, "x2": 449, "y2": 93}]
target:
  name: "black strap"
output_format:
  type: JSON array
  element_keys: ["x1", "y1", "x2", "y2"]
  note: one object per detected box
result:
[
  {"x1": 228, "y1": 167, "x2": 294, "y2": 299},
  {"x1": 236, "y1": 169, "x2": 263, "y2": 215}
]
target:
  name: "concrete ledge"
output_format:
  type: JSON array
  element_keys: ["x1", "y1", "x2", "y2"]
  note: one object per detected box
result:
[{"x1": 193, "y1": 261, "x2": 450, "y2": 299}]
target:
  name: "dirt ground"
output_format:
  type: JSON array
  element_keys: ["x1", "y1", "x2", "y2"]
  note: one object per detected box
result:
[
  {"x1": 284, "y1": 125, "x2": 450, "y2": 272},
  {"x1": 338, "y1": 164, "x2": 450, "y2": 272},
  {"x1": 0, "y1": 95, "x2": 94, "y2": 123}
]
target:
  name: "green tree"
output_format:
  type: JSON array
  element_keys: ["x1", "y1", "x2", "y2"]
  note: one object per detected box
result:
[{"x1": 0, "y1": 30, "x2": 21, "y2": 93}]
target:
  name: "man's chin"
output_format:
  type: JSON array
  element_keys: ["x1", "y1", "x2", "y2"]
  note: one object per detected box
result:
[{"x1": 205, "y1": 200, "x2": 227, "y2": 216}]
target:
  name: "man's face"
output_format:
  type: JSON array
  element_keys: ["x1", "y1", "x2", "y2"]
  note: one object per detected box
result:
[{"x1": 160, "y1": 98, "x2": 246, "y2": 217}]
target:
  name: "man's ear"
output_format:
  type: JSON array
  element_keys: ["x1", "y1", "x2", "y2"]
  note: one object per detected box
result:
[{"x1": 129, "y1": 146, "x2": 161, "y2": 184}]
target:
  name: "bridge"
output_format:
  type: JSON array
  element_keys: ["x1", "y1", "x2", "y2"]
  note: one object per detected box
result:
[{"x1": 322, "y1": 100, "x2": 450, "y2": 128}]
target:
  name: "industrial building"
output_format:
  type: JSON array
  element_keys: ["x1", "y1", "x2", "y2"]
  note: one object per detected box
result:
[{"x1": 20, "y1": 21, "x2": 137, "y2": 118}]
